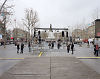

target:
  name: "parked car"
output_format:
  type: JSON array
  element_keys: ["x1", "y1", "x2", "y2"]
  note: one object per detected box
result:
[{"x1": 74, "y1": 38, "x2": 82, "y2": 44}]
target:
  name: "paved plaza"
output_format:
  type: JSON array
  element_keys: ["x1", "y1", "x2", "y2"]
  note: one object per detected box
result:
[
  {"x1": 0, "y1": 43, "x2": 100, "y2": 79},
  {"x1": 0, "y1": 57, "x2": 100, "y2": 79}
]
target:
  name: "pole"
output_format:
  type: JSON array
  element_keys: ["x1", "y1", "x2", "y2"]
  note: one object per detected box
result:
[{"x1": 14, "y1": 19, "x2": 17, "y2": 40}]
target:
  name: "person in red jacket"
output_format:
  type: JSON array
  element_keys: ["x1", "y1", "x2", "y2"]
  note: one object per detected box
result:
[{"x1": 95, "y1": 44, "x2": 99, "y2": 56}]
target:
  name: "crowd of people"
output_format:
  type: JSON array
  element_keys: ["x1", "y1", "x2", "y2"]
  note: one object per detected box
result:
[
  {"x1": 14, "y1": 38, "x2": 100, "y2": 56},
  {"x1": 48, "y1": 40, "x2": 75, "y2": 54},
  {"x1": 3, "y1": 38, "x2": 99, "y2": 56},
  {"x1": 15, "y1": 39, "x2": 75, "y2": 54}
]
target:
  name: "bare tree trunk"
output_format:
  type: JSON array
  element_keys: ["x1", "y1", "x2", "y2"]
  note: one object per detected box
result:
[
  {"x1": 0, "y1": 0, "x2": 13, "y2": 48},
  {"x1": 0, "y1": 0, "x2": 8, "y2": 12},
  {"x1": 3, "y1": 16, "x2": 6, "y2": 48}
]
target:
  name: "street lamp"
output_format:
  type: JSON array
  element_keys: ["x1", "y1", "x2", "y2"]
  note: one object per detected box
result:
[{"x1": 14, "y1": 19, "x2": 17, "y2": 40}]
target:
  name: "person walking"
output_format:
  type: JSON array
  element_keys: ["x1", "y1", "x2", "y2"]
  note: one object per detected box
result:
[
  {"x1": 71, "y1": 42, "x2": 74, "y2": 54},
  {"x1": 95, "y1": 44, "x2": 99, "y2": 56},
  {"x1": 28, "y1": 41, "x2": 31, "y2": 52},
  {"x1": 51, "y1": 41, "x2": 54, "y2": 49},
  {"x1": 67, "y1": 44, "x2": 70, "y2": 53},
  {"x1": 94, "y1": 44, "x2": 96, "y2": 55},
  {"x1": 48, "y1": 42, "x2": 51, "y2": 49},
  {"x1": 16, "y1": 42, "x2": 20, "y2": 54},
  {"x1": 20, "y1": 42, "x2": 24, "y2": 54},
  {"x1": 57, "y1": 42, "x2": 60, "y2": 49}
]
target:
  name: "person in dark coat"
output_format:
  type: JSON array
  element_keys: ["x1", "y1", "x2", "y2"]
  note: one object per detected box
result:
[
  {"x1": 57, "y1": 42, "x2": 60, "y2": 49},
  {"x1": 71, "y1": 42, "x2": 74, "y2": 54},
  {"x1": 51, "y1": 41, "x2": 54, "y2": 49},
  {"x1": 67, "y1": 44, "x2": 70, "y2": 53},
  {"x1": 17, "y1": 42, "x2": 20, "y2": 53},
  {"x1": 20, "y1": 42, "x2": 24, "y2": 54},
  {"x1": 48, "y1": 42, "x2": 51, "y2": 49},
  {"x1": 94, "y1": 45, "x2": 96, "y2": 55},
  {"x1": 28, "y1": 41, "x2": 31, "y2": 52}
]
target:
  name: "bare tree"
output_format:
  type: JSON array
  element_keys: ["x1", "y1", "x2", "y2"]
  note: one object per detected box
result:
[
  {"x1": 23, "y1": 8, "x2": 39, "y2": 41},
  {"x1": 0, "y1": 0, "x2": 14, "y2": 48},
  {"x1": 0, "y1": 0, "x2": 8, "y2": 12}
]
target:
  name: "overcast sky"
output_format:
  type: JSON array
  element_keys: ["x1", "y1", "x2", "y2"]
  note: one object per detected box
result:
[{"x1": 3, "y1": 0, "x2": 100, "y2": 29}]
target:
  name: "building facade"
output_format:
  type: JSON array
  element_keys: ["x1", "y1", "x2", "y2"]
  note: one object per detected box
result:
[
  {"x1": 13, "y1": 28, "x2": 30, "y2": 41},
  {"x1": 72, "y1": 25, "x2": 95, "y2": 40}
]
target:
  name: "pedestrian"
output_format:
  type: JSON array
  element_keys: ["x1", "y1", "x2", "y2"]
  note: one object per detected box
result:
[
  {"x1": 20, "y1": 42, "x2": 24, "y2": 54},
  {"x1": 28, "y1": 41, "x2": 31, "y2": 52},
  {"x1": 51, "y1": 41, "x2": 54, "y2": 49},
  {"x1": 48, "y1": 42, "x2": 51, "y2": 49},
  {"x1": 67, "y1": 44, "x2": 70, "y2": 53},
  {"x1": 95, "y1": 44, "x2": 99, "y2": 56},
  {"x1": 94, "y1": 45, "x2": 96, "y2": 55},
  {"x1": 57, "y1": 42, "x2": 61, "y2": 49},
  {"x1": 87, "y1": 41, "x2": 89, "y2": 47},
  {"x1": 38, "y1": 36, "x2": 41, "y2": 44},
  {"x1": 71, "y1": 42, "x2": 74, "y2": 54},
  {"x1": 16, "y1": 42, "x2": 20, "y2": 54}
]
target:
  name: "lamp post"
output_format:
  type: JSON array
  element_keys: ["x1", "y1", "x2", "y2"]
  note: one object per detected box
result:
[{"x1": 14, "y1": 19, "x2": 17, "y2": 40}]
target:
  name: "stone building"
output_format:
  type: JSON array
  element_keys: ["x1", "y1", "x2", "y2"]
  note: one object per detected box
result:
[
  {"x1": 72, "y1": 25, "x2": 95, "y2": 40},
  {"x1": 72, "y1": 29, "x2": 83, "y2": 39},
  {"x1": 87, "y1": 25, "x2": 95, "y2": 38}
]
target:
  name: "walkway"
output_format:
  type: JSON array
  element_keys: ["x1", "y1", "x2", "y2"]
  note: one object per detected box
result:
[{"x1": 0, "y1": 57, "x2": 100, "y2": 79}]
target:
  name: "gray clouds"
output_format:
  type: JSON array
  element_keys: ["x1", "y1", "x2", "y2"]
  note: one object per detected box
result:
[{"x1": 13, "y1": 0, "x2": 100, "y2": 28}]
